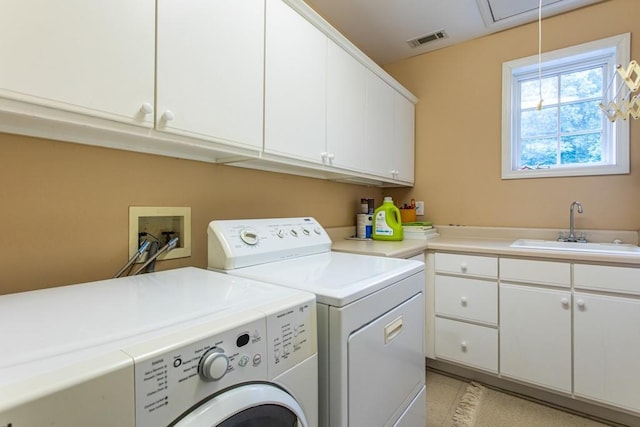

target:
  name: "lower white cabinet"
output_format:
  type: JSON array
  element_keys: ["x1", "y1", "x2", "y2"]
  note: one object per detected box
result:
[
  {"x1": 574, "y1": 292, "x2": 640, "y2": 412},
  {"x1": 433, "y1": 251, "x2": 640, "y2": 417},
  {"x1": 573, "y1": 264, "x2": 640, "y2": 413},
  {"x1": 499, "y1": 283, "x2": 572, "y2": 393},
  {"x1": 500, "y1": 258, "x2": 570, "y2": 286},
  {"x1": 435, "y1": 252, "x2": 497, "y2": 278},
  {"x1": 435, "y1": 317, "x2": 498, "y2": 373},
  {"x1": 435, "y1": 275, "x2": 497, "y2": 324},
  {"x1": 433, "y1": 253, "x2": 498, "y2": 372}
]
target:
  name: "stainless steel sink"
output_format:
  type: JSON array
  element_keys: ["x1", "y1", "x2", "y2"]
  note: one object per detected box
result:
[{"x1": 510, "y1": 239, "x2": 640, "y2": 254}]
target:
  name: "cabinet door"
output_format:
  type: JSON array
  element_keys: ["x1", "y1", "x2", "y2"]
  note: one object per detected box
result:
[
  {"x1": 156, "y1": 0, "x2": 264, "y2": 149},
  {"x1": 264, "y1": 0, "x2": 327, "y2": 163},
  {"x1": 574, "y1": 292, "x2": 640, "y2": 412},
  {"x1": 499, "y1": 284, "x2": 571, "y2": 393},
  {"x1": 364, "y1": 71, "x2": 395, "y2": 178},
  {"x1": 0, "y1": 0, "x2": 155, "y2": 125},
  {"x1": 393, "y1": 93, "x2": 415, "y2": 183},
  {"x1": 326, "y1": 40, "x2": 366, "y2": 171}
]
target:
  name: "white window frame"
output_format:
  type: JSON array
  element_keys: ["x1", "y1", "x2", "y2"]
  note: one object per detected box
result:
[{"x1": 501, "y1": 33, "x2": 630, "y2": 179}]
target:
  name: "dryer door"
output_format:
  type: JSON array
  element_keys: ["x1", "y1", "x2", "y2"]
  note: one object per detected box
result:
[
  {"x1": 173, "y1": 383, "x2": 308, "y2": 427},
  {"x1": 348, "y1": 292, "x2": 424, "y2": 427}
]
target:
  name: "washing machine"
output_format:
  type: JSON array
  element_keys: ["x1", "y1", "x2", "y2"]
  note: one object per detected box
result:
[
  {"x1": 208, "y1": 218, "x2": 426, "y2": 427},
  {"x1": 0, "y1": 267, "x2": 317, "y2": 427}
]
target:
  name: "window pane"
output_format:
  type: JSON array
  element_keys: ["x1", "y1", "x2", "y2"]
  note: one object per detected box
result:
[
  {"x1": 503, "y1": 34, "x2": 629, "y2": 179},
  {"x1": 560, "y1": 68, "x2": 602, "y2": 102},
  {"x1": 521, "y1": 77, "x2": 558, "y2": 109},
  {"x1": 560, "y1": 133, "x2": 602, "y2": 164},
  {"x1": 521, "y1": 107, "x2": 557, "y2": 138},
  {"x1": 560, "y1": 100, "x2": 602, "y2": 133},
  {"x1": 521, "y1": 137, "x2": 557, "y2": 167}
]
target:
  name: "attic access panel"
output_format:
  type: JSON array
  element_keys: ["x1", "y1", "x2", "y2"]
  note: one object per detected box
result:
[
  {"x1": 488, "y1": 0, "x2": 562, "y2": 22},
  {"x1": 476, "y1": 0, "x2": 605, "y2": 30}
]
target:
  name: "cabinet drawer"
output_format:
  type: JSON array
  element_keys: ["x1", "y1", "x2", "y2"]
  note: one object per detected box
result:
[
  {"x1": 435, "y1": 253, "x2": 497, "y2": 278},
  {"x1": 574, "y1": 264, "x2": 640, "y2": 295},
  {"x1": 435, "y1": 317, "x2": 497, "y2": 373},
  {"x1": 500, "y1": 258, "x2": 570, "y2": 287},
  {"x1": 435, "y1": 275, "x2": 497, "y2": 325}
]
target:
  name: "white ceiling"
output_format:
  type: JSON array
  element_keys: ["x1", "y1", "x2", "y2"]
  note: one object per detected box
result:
[{"x1": 305, "y1": 0, "x2": 606, "y2": 65}]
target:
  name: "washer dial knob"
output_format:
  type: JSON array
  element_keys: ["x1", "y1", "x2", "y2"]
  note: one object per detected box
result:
[
  {"x1": 239, "y1": 229, "x2": 259, "y2": 245},
  {"x1": 199, "y1": 347, "x2": 229, "y2": 382}
]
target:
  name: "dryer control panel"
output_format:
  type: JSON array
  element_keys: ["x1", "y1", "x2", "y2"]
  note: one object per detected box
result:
[
  {"x1": 207, "y1": 217, "x2": 332, "y2": 270},
  {"x1": 126, "y1": 294, "x2": 315, "y2": 427}
]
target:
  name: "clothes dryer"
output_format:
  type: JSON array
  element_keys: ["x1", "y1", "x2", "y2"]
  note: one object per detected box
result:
[
  {"x1": 0, "y1": 267, "x2": 317, "y2": 427},
  {"x1": 208, "y1": 218, "x2": 426, "y2": 427}
]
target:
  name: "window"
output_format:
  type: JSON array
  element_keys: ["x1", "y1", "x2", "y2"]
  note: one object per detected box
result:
[{"x1": 502, "y1": 33, "x2": 630, "y2": 179}]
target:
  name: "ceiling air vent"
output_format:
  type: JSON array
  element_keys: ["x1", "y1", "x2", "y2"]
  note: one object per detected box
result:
[{"x1": 407, "y1": 30, "x2": 448, "y2": 48}]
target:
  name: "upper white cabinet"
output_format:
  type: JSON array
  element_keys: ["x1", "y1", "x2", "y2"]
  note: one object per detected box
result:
[
  {"x1": 0, "y1": 0, "x2": 155, "y2": 126},
  {"x1": 156, "y1": 0, "x2": 264, "y2": 150},
  {"x1": 264, "y1": 0, "x2": 417, "y2": 184},
  {"x1": 0, "y1": 0, "x2": 417, "y2": 186},
  {"x1": 393, "y1": 93, "x2": 416, "y2": 184},
  {"x1": 326, "y1": 40, "x2": 367, "y2": 172},
  {"x1": 364, "y1": 76, "x2": 415, "y2": 184},
  {"x1": 264, "y1": 0, "x2": 327, "y2": 164},
  {"x1": 364, "y1": 72, "x2": 395, "y2": 179}
]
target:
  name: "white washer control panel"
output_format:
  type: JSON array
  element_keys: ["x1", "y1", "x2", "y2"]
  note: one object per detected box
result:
[
  {"x1": 126, "y1": 296, "x2": 315, "y2": 427},
  {"x1": 207, "y1": 217, "x2": 331, "y2": 270}
]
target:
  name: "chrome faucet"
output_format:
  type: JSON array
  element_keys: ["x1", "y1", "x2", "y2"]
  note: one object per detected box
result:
[{"x1": 568, "y1": 201, "x2": 583, "y2": 242}]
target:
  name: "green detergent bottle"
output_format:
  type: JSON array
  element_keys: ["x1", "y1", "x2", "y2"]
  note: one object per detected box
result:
[{"x1": 372, "y1": 197, "x2": 404, "y2": 241}]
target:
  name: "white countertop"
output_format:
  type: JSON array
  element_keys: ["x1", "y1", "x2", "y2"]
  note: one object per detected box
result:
[
  {"x1": 328, "y1": 225, "x2": 640, "y2": 265},
  {"x1": 332, "y1": 238, "x2": 428, "y2": 258},
  {"x1": 426, "y1": 236, "x2": 640, "y2": 265}
]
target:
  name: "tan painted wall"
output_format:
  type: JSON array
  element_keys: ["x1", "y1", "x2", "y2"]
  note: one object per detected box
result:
[
  {"x1": 4, "y1": 1, "x2": 640, "y2": 294},
  {"x1": 385, "y1": 0, "x2": 640, "y2": 230},
  {"x1": 0, "y1": 133, "x2": 382, "y2": 294}
]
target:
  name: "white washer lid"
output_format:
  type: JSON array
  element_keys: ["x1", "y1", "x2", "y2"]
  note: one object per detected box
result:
[
  {"x1": 223, "y1": 252, "x2": 423, "y2": 306},
  {"x1": 0, "y1": 267, "x2": 310, "y2": 378}
]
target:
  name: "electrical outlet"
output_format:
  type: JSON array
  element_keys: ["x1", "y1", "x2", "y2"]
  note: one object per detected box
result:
[
  {"x1": 415, "y1": 201, "x2": 425, "y2": 216},
  {"x1": 129, "y1": 206, "x2": 191, "y2": 262}
]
